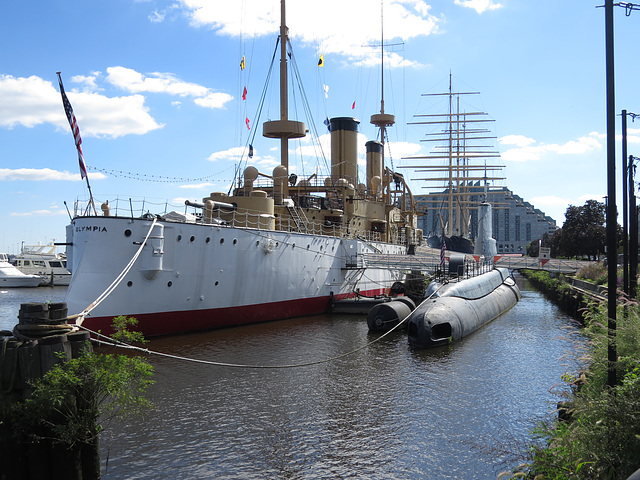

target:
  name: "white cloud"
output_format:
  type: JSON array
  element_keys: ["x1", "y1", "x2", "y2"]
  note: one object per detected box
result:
[
  {"x1": 207, "y1": 146, "x2": 251, "y2": 162},
  {"x1": 149, "y1": 10, "x2": 166, "y2": 23},
  {"x1": 70, "y1": 73, "x2": 102, "y2": 92},
  {"x1": 106, "y1": 66, "x2": 233, "y2": 109},
  {"x1": 499, "y1": 134, "x2": 535, "y2": 148},
  {"x1": 106, "y1": 67, "x2": 209, "y2": 97},
  {"x1": 529, "y1": 195, "x2": 573, "y2": 208},
  {"x1": 0, "y1": 74, "x2": 163, "y2": 138},
  {"x1": 194, "y1": 92, "x2": 234, "y2": 109},
  {"x1": 172, "y1": 197, "x2": 199, "y2": 205},
  {"x1": 178, "y1": 0, "x2": 441, "y2": 65},
  {"x1": 0, "y1": 75, "x2": 63, "y2": 129},
  {"x1": 577, "y1": 193, "x2": 606, "y2": 203},
  {"x1": 10, "y1": 209, "x2": 69, "y2": 217},
  {"x1": 179, "y1": 183, "x2": 215, "y2": 189},
  {"x1": 0, "y1": 168, "x2": 107, "y2": 182},
  {"x1": 454, "y1": 0, "x2": 502, "y2": 14},
  {"x1": 500, "y1": 133, "x2": 602, "y2": 162},
  {"x1": 390, "y1": 140, "x2": 422, "y2": 159},
  {"x1": 626, "y1": 127, "x2": 640, "y2": 144}
]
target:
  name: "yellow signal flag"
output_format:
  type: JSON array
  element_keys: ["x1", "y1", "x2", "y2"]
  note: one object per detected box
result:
[
  {"x1": 318, "y1": 54, "x2": 324, "y2": 67},
  {"x1": 240, "y1": 56, "x2": 245, "y2": 70}
]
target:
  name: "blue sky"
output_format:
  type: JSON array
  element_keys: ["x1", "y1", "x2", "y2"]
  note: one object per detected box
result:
[{"x1": 1, "y1": 0, "x2": 638, "y2": 254}]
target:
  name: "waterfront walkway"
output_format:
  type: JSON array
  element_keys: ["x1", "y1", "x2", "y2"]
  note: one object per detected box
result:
[{"x1": 361, "y1": 249, "x2": 593, "y2": 275}]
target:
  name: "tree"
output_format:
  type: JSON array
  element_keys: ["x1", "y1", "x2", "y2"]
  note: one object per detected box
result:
[
  {"x1": 555, "y1": 200, "x2": 607, "y2": 260},
  {"x1": 527, "y1": 232, "x2": 556, "y2": 257}
]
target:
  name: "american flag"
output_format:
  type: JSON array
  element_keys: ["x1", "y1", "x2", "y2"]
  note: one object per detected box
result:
[
  {"x1": 57, "y1": 73, "x2": 88, "y2": 179},
  {"x1": 440, "y1": 237, "x2": 446, "y2": 269}
]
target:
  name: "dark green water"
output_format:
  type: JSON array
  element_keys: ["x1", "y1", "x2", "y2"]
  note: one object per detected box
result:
[{"x1": 0, "y1": 276, "x2": 584, "y2": 479}]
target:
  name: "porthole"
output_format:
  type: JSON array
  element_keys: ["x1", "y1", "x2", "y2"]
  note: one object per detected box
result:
[
  {"x1": 256, "y1": 241, "x2": 260, "y2": 247},
  {"x1": 127, "y1": 281, "x2": 133, "y2": 287},
  {"x1": 190, "y1": 236, "x2": 195, "y2": 243},
  {"x1": 233, "y1": 239, "x2": 237, "y2": 245},
  {"x1": 167, "y1": 281, "x2": 172, "y2": 287},
  {"x1": 215, "y1": 281, "x2": 219, "y2": 286},
  {"x1": 124, "y1": 229, "x2": 132, "y2": 237},
  {"x1": 220, "y1": 238, "x2": 225, "y2": 245},
  {"x1": 307, "y1": 244, "x2": 310, "y2": 250},
  {"x1": 206, "y1": 237, "x2": 211, "y2": 243},
  {"x1": 177, "y1": 235, "x2": 182, "y2": 242}
]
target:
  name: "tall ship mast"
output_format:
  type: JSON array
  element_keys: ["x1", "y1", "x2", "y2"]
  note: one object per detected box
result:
[{"x1": 402, "y1": 74, "x2": 504, "y2": 253}]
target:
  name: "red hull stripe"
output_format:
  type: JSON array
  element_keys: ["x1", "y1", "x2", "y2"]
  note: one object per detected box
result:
[{"x1": 79, "y1": 288, "x2": 387, "y2": 337}]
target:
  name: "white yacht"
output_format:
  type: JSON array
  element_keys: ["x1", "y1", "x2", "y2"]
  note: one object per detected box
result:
[
  {"x1": 12, "y1": 244, "x2": 71, "y2": 286},
  {"x1": 0, "y1": 253, "x2": 43, "y2": 288}
]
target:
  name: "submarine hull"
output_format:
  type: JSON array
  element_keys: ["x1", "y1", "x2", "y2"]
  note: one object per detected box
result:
[{"x1": 407, "y1": 269, "x2": 521, "y2": 348}]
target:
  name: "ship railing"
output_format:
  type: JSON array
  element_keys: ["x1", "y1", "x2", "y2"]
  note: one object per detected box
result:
[
  {"x1": 72, "y1": 196, "x2": 391, "y2": 244},
  {"x1": 72, "y1": 196, "x2": 187, "y2": 218}
]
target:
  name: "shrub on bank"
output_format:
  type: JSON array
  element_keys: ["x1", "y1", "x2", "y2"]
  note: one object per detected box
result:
[
  {"x1": 503, "y1": 284, "x2": 640, "y2": 479},
  {"x1": 576, "y1": 263, "x2": 609, "y2": 286},
  {"x1": 521, "y1": 270, "x2": 583, "y2": 320}
]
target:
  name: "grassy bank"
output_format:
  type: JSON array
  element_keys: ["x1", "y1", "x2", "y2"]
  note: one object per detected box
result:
[{"x1": 506, "y1": 270, "x2": 640, "y2": 479}]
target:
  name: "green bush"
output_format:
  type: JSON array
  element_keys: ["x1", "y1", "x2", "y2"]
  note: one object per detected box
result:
[
  {"x1": 509, "y1": 302, "x2": 640, "y2": 479},
  {"x1": 576, "y1": 263, "x2": 608, "y2": 285},
  {"x1": 5, "y1": 350, "x2": 154, "y2": 446}
]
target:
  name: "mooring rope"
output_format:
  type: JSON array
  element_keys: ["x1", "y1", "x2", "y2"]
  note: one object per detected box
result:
[
  {"x1": 73, "y1": 218, "x2": 158, "y2": 326},
  {"x1": 74, "y1": 283, "x2": 447, "y2": 370},
  {"x1": 76, "y1": 317, "x2": 408, "y2": 369}
]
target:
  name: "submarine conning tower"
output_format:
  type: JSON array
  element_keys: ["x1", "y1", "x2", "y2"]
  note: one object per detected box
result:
[{"x1": 330, "y1": 117, "x2": 359, "y2": 188}]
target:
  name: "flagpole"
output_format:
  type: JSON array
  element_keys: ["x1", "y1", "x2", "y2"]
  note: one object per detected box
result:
[
  {"x1": 56, "y1": 72, "x2": 97, "y2": 215},
  {"x1": 83, "y1": 167, "x2": 97, "y2": 216}
]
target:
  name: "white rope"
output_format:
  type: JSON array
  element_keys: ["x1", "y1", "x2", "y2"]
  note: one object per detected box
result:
[
  {"x1": 75, "y1": 218, "x2": 158, "y2": 325},
  {"x1": 78, "y1": 319, "x2": 402, "y2": 369},
  {"x1": 76, "y1": 283, "x2": 446, "y2": 370}
]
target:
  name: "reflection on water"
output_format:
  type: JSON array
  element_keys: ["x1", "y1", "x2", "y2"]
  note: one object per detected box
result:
[{"x1": 0, "y1": 278, "x2": 583, "y2": 479}]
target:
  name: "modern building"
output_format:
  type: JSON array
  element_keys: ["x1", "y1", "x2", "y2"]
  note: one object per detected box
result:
[{"x1": 415, "y1": 185, "x2": 558, "y2": 255}]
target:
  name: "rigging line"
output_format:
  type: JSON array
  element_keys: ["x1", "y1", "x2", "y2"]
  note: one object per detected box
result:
[
  {"x1": 231, "y1": 37, "x2": 280, "y2": 193},
  {"x1": 87, "y1": 166, "x2": 235, "y2": 184},
  {"x1": 287, "y1": 41, "x2": 304, "y2": 171},
  {"x1": 288, "y1": 43, "x2": 331, "y2": 173}
]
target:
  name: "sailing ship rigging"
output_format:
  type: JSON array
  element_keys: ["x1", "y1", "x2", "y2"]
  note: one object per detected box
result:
[{"x1": 401, "y1": 74, "x2": 505, "y2": 254}]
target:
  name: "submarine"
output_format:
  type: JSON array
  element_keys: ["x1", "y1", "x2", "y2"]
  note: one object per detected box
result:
[{"x1": 406, "y1": 265, "x2": 521, "y2": 348}]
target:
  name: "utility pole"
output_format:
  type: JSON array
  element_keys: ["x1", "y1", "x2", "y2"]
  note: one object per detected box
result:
[
  {"x1": 604, "y1": 1, "x2": 640, "y2": 388},
  {"x1": 623, "y1": 110, "x2": 629, "y2": 296},
  {"x1": 604, "y1": 0, "x2": 617, "y2": 389},
  {"x1": 631, "y1": 154, "x2": 640, "y2": 300}
]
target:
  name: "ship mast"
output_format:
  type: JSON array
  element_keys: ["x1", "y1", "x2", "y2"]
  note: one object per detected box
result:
[
  {"x1": 370, "y1": 1, "x2": 395, "y2": 163},
  {"x1": 263, "y1": 0, "x2": 306, "y2": 199},
  {"x1": 402, "y1": 74, "x2": 503, "y2": 238}
]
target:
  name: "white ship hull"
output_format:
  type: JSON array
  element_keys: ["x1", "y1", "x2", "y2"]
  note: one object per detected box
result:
[{"x1": 65, "y1": 216, "x2": 408, "y2": 336}]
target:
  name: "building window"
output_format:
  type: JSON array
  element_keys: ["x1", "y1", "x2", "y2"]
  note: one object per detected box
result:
[
  {"x1": 515, "y1": 215, "x2": 521, "y2": 241},
  {"x1": 504, "y1": 210, "x2": 510, "y2": 242},
  {"x1": 526, "y1": 223, "x2": 532, "y2": 242}
]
